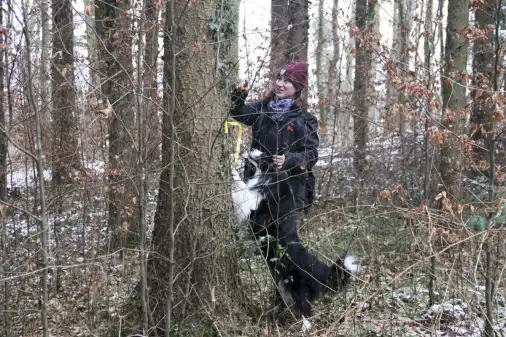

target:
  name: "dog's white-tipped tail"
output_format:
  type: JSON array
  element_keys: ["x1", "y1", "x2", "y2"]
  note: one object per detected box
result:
[{"x1": 344, "y1": 255, "x2": 361, "y2": 275}]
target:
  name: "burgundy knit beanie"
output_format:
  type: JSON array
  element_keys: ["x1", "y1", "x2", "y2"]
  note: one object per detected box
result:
[{"x1": 278, "y1": 61, "x2": 309, "y2": 92}]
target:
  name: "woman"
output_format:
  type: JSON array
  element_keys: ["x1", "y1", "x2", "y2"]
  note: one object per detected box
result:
[{"x1": 230, "y1": 61, "x2": 319, "y2": 214}]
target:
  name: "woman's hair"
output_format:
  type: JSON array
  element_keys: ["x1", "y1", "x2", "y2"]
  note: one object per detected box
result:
[{"x1": 260, "y1": 84, "x2": 307, "y2": 109}]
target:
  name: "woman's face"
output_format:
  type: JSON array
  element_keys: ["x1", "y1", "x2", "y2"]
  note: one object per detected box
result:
[{"x1": 275, "y1": 77, "x2": 297, "y2": 99}]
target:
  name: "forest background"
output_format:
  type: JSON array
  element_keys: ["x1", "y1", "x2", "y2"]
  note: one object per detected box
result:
[{"x1": 0, "y1": 0, "x2": 504, "y2": 336}]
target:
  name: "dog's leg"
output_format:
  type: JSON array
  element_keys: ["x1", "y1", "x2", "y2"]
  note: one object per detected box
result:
[
  {"x1": 301, "y1": 316, "x2": 312, "y2": 333},
  {"x1": 291, "y1": 285, "x2": 313, "y2": 333},
  {"x1": 276, "y1": 280, "x2": 294, "y2": 308}
]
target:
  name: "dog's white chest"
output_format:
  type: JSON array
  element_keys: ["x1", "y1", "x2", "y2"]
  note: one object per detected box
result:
[
  {"x1": 231, "y1": 169, "x2": 263, "y2": 223},
  {"x1": 230, "y1": 150, "x2": 265, "y2": 224}
]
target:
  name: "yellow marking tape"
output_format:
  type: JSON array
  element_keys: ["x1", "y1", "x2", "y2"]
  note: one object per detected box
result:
[{"x1": 224, "y1": 121, "x2": 243, "y2": 166}]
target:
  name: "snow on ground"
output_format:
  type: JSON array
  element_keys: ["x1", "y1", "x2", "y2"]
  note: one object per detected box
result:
[
  {"x1": 2, "y1": 133, "x2": 505, "y2": 336},
  {"x1": 6, "y1": 166, "x2": 52, "y2": 189}
]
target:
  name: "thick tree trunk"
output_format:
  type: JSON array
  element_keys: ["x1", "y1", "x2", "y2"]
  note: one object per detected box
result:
[
  {"x1": 142, "y1": 0, "x2": 160, "y2": 165},
  {"x1": 439, "y1": 0, "x2": 468, "y2": 199},
  {"x1": 353, "y1": 0, "x2": 377, "y2": 180},
  {"x1": 51, "y1": 0, "x2": 77, "y2": 185},
  {"x1": 95, "y1": 0, "x2": 137, "y2": 249},
  {"x1": 271, "y1": 0, "x2": 289, "y2": 74},
  {"x1": 286, "y1": 0, "x2": 309, "y2": 63},
  {"x1": 148, "y1": 0, "x2": 245, "y2": 333}
]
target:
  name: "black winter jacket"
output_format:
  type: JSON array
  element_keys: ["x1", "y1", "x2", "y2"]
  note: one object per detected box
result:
[{"x1": 230, "y1": 90, "x2": 319, "y2": 212}]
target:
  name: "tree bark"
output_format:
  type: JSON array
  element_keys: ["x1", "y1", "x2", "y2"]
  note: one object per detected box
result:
[
  {"x1": 396, "y1": 0, "x2": 413, "y2": 135},
  {"x1": 40, "y1": 0, "x2": 50, "y2": 113},
  {"x1": 0, "y1": 0, "x2": 6, "y2": 201},
  {"x1": 148, "y1": 0, "x2": 245, "y2": 333},
  {"x1": 51, "y1": 0, "x2": 77, "y2": 185},
  {"x1": 95, "y1": 0, "x2": 137, "y2": 249},
  {"x1": 439, "y1": 0, "x2": 469, "y2": 200},
  {"x1": 353, "y1": 0, "x2": 377, "y2": 180},
  {"x1": 286, "y1": 0, "x2": 309, "y2": 63},
  {"x1": 84, "y1": 0, "x2": 99, "y2": 90},
  {"x1": 385, "y1": 0, "x2": 413, "y2": 135},
  {"x1": 327, "y1": 0, "x2": 339, "y2": 119},
  {"x1": 469, "y1": 0, "x2": 495, "y2": 167},
  {"x1": 471, "y1": 2, "x2": 500, "y2": 336},
  {"x1": 142, "y1": 0, "x2": 160, "y2": 165},
  {"x1": 270, "y1": 0, "x2": 289, "y2": 75},
  {"x1": 316, "y1": 0, "x2": 326, "y2": 121}
]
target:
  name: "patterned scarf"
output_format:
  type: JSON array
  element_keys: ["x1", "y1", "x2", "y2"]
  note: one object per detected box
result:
[{"x1": 268, "y1": 98, "x2": 295, "y2": 120}]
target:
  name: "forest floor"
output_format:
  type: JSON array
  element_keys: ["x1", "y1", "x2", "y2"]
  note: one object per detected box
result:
[{"x1": 1, "y1": 132, "x2": 505, "y2": 336}]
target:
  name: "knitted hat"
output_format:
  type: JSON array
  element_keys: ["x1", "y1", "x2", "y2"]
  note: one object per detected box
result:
[{"x1": 278, "y1": 61, "x2": 308, "y2": 92}]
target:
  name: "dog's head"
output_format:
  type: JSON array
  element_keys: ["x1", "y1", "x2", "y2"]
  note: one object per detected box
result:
[
  {"x1": 330, "y1": 255, "x2": 361, "y2": 289},
  {"x1": 248, "y1": 148, "x2": 263, "y2": 160},
  {"x1": 246, "y1": 149, "x2": 266, "y2": 170}
]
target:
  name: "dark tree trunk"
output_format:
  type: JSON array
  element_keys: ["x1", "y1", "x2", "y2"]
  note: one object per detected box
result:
[
  {"x1": 270, "y1": 0, "x2": 289, "y2": 75},
  {"x1": 95, "y1": 0, "x2": 137, "y2": 249},
  {"x1": 469, "y1": 0, "x2": 495, "y2": 167},
  {"x1": 51, "y1": 0, "x2": 77, "y2": 185},
  {"x1": 353, "y1": 0, "x2": 377, "y2": 179},
  {"x1": 286, "y1": 0, "x2": 309, "y2": 63},
  {"x1": 142, "y1": 0, "x2": 160, "y2": 165}
]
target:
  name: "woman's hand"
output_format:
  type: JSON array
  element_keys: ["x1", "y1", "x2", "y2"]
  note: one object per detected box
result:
[{"x1": 272, "y1": 154, "x2": 285, "y2": 169}]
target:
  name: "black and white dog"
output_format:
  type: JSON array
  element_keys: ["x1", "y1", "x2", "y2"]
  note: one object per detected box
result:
[{"x1": 231, "y1": 150, "x2": 361, "y2": 332}]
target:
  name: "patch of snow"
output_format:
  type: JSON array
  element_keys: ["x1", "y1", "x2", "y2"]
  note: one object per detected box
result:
[{"x1": 7, "y1": 167, "x2": 52, "y2": 189}]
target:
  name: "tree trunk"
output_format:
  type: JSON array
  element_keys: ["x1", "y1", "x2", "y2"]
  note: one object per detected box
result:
[
  {"x1": 327, "y1": 0, "x2": 339, "y2": 93},
  {"x1": 84, "y1": 0, "x2": 99, "y2": 90},
  {"x1": 0, "y1": 0, "x2": 6, "y2": 201},
  {"x1": 286, "y1": 0, "x2": 309, "y2": 63},
  {"x1": 40, "y1": 0, "x2": 50, "y2": 113},
  {"x1": 51, "y1": 0, "x2": 77, "y2": 185},
  {"x1": 142, "y1": 0, "x2": 160, "y2": 165},
  {"x1": 353, "y1": 0, "x2": 377, "y2": 184},
  {"x1": 439, "y1": 0, "x2": 468, "y2": 199},
  {"x1": 40, "y1": 0, "x2": 51, "y2": 163},
  {"x1": 469, "y1": 0, "x2": 495, "y2": 168},
  {"x1": 396, "y1": 0, "x2": 413, "y2": 135},
  {"x1": 270, "y1": 0, "x2": 289, "y2": 75},
  {"x1": 471, "y1": 2, "x2": 498, "y2": 335},
  {"x1": 316, "y1": 0, "x2": 326, "y2": 121},
  {"x1": 385, "y1": 0, "x2": 413, "y2": 136},
  {"x1": 423, "y1": 0, "x2": 438, "y2": 307},
  {"x1": 148, "y1": 0, "x2": 245, "y2": 333},
  {"x1": 95, "y1": 0, "x2": 137, "y2": 249},
  {"x1": 270, "y1": 0, "x2": 309, "y2": 87}
]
